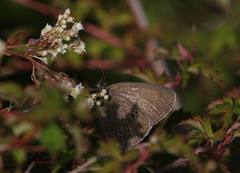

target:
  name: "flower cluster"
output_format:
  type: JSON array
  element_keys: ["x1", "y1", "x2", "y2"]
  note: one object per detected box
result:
[
  {"x1": 70, "y1": 83, "x2": 84, "y2": 99},
  {"x1": 32, "y1": 8, "x2": 85, "y2": 64},
  {"x1": 86, "y1": 88, "x2": 109, "y2": 110}
]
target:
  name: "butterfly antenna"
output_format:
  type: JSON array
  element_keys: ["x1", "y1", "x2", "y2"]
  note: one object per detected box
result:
[
  {"x1": 94, "y1": 65, "x2": 105, "y2": 81},
  {"x1": 99, "y1": 65, "x2": 105, "y2": 81}
]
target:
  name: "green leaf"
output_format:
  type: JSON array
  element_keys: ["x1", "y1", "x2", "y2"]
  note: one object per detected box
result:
[
  {"x1": 120, "y1": 67, "x2": 154, "y2": 83},
  {"x1": 181, "y1": 70, "x2": 190, "y2": 88},
  {"x1": 25, "y1": 86, "x2": 68, "y2": 122},
  {"x1": 40, "y1": 123, "x2": 66, "y2": 153},
  {"x1": 233, "y1": 129, "x2": 240, "y2": 137},
  {"x1": 153, "y1": 47, "x2": 171, "y2": 60},
  {"x1": 12, "y1": 121, "x2": 33, "y2": 136},
  {"x1": 179, "y1": 115, "x2": 215, "y2": 143},
  {"x1": 11, "y1": 149, "x2": 26, "y2": 165},
  {"x1": 213, "y1": 126, "x2": 227, "y2": 141},
  {"x1": 207, "y1": 100, "x2": 224, "y2": 111},
  {"x1": 179, "y1": 115, "x2": 205, "y2": 133},
  {"x1": 98, "y1": 139, "x2": 121, "y2": 158},
  {"x1": 207, "y1": 97, "x2": 240, "y2": 128},
  {"x1": 0, "y1": 82, "x2": 24, "y2": 106},
  {"x1": 187, "y1": 60, "x2": 224, "y2": 89}
]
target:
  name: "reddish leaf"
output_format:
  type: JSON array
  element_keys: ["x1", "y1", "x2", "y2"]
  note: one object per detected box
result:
[
  {"x1": 217, "y1": 161, "x2": 230, "y2": 173},
  {"x1": 233, "y1": 129, "x2": 240, "y2": 137},
  {"x1": 153, "y1": 46, "x2": 171, "y2": 60},
  {"x1": 6, "y1": 32, "x2": 29, "y2": 46},
  {"x1": 156, "y1": 71, "x2": 171, "y2": 85},
  {"x1": 120, "y1": 67, "x2": 154, "y2": 83},
  {"x1": 207, "y1": 99, "x2": 224, "y2": 111},
  {"x1": 177, "y1": 42, "x2": 194, "y2": 62},
  {"x1": 171, "y1": 73, "x2": 182, "y2": 89},
  {"x1": 207, "y1": 88, "x2": 240, "y2": 128},
  {"x1": 225, "y1": 87, "x2": 240, "y2": 104},
  {"x1": 187, "y1": 60, "x2": 224, "y2": 89},
  {"x1": 179, "y1": 115, "x2": 215, "y2": 143}
]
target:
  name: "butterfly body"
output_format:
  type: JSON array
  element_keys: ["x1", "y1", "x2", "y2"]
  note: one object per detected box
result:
[{"x1": 97, "y1": 82, "x2": 176, "y2": 147}]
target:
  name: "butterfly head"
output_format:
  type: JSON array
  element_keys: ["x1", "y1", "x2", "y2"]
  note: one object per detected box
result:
[
  {"x1": 91, "y1": 78, "x2": 109, "y2": 106},
  {"x1": 96, "y1": 78, "x2": 107, "y2": 92}
]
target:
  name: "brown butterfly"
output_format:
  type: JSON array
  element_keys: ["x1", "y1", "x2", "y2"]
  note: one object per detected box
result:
[{"x1": 94, "y1": 80, "x2": 176, "y2": 147}]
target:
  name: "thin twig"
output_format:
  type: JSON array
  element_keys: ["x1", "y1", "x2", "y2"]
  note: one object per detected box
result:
[
  {"x1": 69, "y1": 155, "x2": 103, "y2": 173},
  {"x1": 24, "y1": 161, "x2": 36, "y2": 173}
]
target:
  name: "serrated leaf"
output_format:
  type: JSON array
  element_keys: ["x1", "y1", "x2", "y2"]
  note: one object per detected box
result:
[
  {"x1": 40, "y1": 123, "x2": 65, "y2": 152},
  {"x1": 179, "y1": 115, "x2": 215, "y2": 143},
  {"x1": 187, "y1": 60, "x2": 224, "y2": 89},
  {"x1": 226, "y1": 87, "x2": 240, "y2": 104},
  {"x1": 6, "y1": 32, "x2": 29, "y2": 46},
  {"x1": 222, "y1": 97, "x2": 233, "y2": 105},
  {"x1": 208, "y1": 100, "x2": 240, "y2": 128},
  {"x1": 217, "y1": 161, "x2": 231, "y2": 173},
  {"x1": 179, "y1": 115, "x2": 205, "y2": 133},
  {"x1": 190, "y1": 132, "x2": 209, "y2": 140},
  {"x1": 207, "y1": 99, "x2": 224, "y2": 111},
  {"x1": 213, "y1": 126, "x2": 227, "y2": 141},
  {"x1": 233, "y1": 129, "x2": 240, "y2": 137},
  {"x1": 156, "y1": 71, "x2": 171, "y2": 85}
]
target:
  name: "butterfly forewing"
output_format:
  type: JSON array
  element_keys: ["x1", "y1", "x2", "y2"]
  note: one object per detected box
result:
[
  {"x1": 106, "y1": 82, "x2": 176, "y2": 125},
  {"x1": 97, "y1": 92, "x2": 150, "y2": 147}
]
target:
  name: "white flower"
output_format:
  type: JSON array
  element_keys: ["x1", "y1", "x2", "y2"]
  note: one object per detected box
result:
[
  {"x1": 70, "y1": 83, "x2": 84, "y2": 99},
  {"x1": 75, "y1": 41, "x2": 86, "y2": 54},
  {"x1": 41, "y1": 23, "x2": 52, "y2": 36},
  {"x1": 86, "y1": 98, "x2": 94, "y2": 110},
  {"x1": 61, "y1": 19, "x2": 67, "y2": 25},
  {"x1": 41, "y1": 57, "x2": 48, "y2": 64},
  {"x1": 63, "y1": 9, "x2": 70, "y2": 19},
  {"x1": 72, "y1": 22, "x2": 84, "y2": 32},
  {"x1": 64, "y1": 36, "x2": 71, "y2": 41},
  {"x1": 63, "y1": 44, "x2": 68, "y2": 49},
  {"x1": 58, "y1": 14, "x2": 63, "y2": 21},
  {"x1": 40, "y1": 50, "x2": 48, "y2": 56},
  {"x1": 48, "y1": 50, "x2": 58, "y2": 60},
  {"x1": 61, "y1": 24, "x2": 67, "y2": 29},
  {"x1": 67, "y1": 17, "x2": 74, "y2": 23},
  {"x1": 104, "y1": 95, "x2": 109, "y2": 100},
  {"x1": 65, "y1": 8, "x2": 71, "y2": 15},
  {"x1": 69, "y1": 30, "x2": 78, "y2": 37}
]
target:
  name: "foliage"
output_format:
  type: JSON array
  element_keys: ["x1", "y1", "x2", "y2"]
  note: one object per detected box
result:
[{"x1": 1, "y1": 0, "x2": 240, "y2": 173}]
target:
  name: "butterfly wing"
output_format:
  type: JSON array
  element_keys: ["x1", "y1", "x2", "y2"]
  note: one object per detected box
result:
[
  {"x1": 97, "y1": 91, "x2": 150, "y2": 147},
  {"x1": 106, "y1": 82, "x2": 176, "y2": 126}
]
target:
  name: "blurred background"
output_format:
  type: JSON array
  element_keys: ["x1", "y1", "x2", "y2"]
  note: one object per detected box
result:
[
  {"x1": 1, "y1": 0, "x2": 240, "y2": 172},
  {"x1": 1, "y1": 0, "x2": 240, "y2": 129}
]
